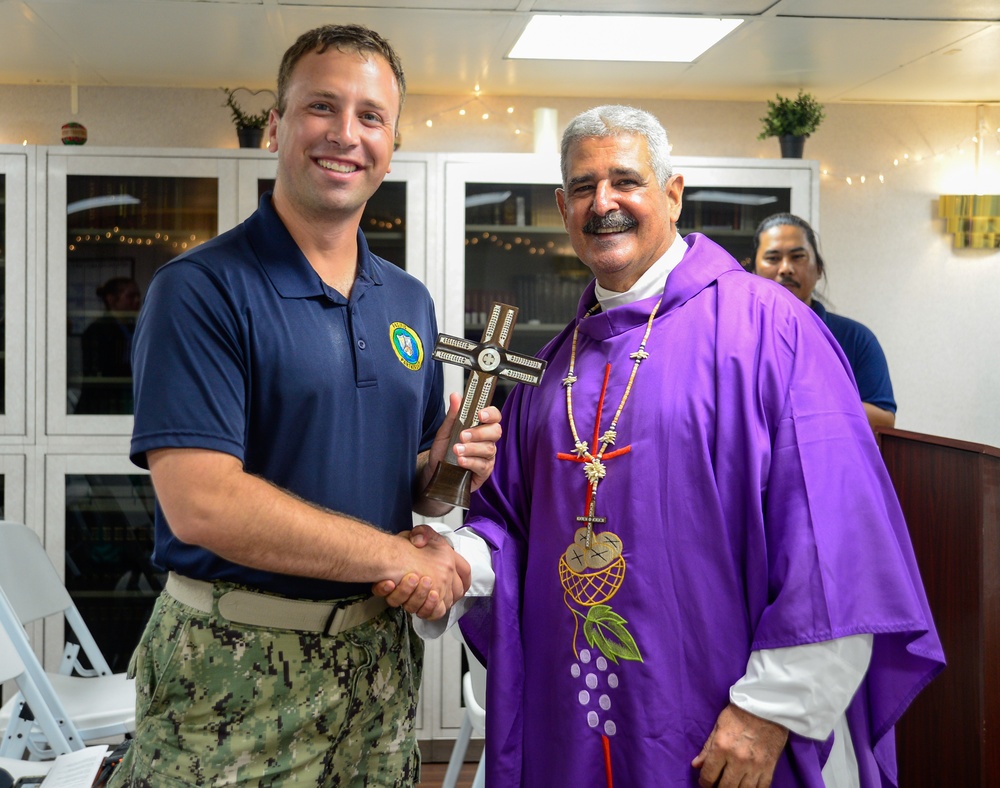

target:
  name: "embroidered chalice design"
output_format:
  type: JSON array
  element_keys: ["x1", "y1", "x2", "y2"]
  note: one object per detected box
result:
[
  {"x1": 561, "y1": 528, "x2": 625, "y2": 608},
  {"x1": 558, "y1": 527, "x2": 637, "y2": 663}
]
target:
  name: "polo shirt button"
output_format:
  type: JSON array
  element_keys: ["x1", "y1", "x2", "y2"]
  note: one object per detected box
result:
[{"x1": 357, "y1": 339, "x2": 366, "y2": 350}]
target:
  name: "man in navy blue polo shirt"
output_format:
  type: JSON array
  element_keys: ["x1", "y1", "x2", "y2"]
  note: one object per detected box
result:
[
  {"x1": 752, "y1": 212, "x2": 897, "y2": 431},
  {"x1": 109, "y1": 24, "x2": 501, "y2": 787}
]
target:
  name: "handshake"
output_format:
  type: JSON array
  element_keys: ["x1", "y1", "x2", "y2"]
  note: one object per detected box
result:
[
  {"x1": 371, "y1": 524, "x2": 473, "y2": 621},
  {"x1": 369, "y1": 394, "x2": 501, "y2": 621}
]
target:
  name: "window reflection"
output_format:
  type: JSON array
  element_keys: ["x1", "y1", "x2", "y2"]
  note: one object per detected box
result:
[
  {"x1": 64, "y1": 473, "x2": 158, "y2": 672},
  {"x1": 66, "y1": 176, "x2": 217, "y2": 415},
  {"x1": 678, "y1": 187, "x2": 792, "y2": 264},
  {"x1": 75, "y1": 277, "x2": 141, "y2": 414}
]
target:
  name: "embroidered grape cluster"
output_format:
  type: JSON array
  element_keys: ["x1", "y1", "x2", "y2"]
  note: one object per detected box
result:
[{"x1": 571, "y1": 648, "x2": 620, "y2": 737}]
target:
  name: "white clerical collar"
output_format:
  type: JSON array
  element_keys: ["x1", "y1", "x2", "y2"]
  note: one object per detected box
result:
[{"x1": 593, "y1": 233, "x2": 687, "y2": 311}]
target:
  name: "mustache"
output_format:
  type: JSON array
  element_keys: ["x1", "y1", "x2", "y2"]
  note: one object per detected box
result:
[
  {"x1": 777, "y1": 276, "x2": 799, "y2": 287},
  {"x1": 583, "y1": 212, "x2": 638, "y2": 234}
]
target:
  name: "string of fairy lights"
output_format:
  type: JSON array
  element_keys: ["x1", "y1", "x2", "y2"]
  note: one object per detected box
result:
[
  {"x1": 62, "y1": 214, "x2": 404, "y2": 255},
  {"x1": 401, "y1": 88, "x2": 525, "y2": 136},
  {"x1": 465, "y1": 232, "x2": 571, "y2": 257},
  {"x1": 59, "y1": 200, "x2": 403, "y2": 256},
  {"x1": 404, "y1": 90, "x2": 1000, "y2": 193},
  {"x1": 820, "y1": 123, "x2": 1000, "y2": 187},
  {"x1": 67, "y1": 229, "x2": 201, "y2": 253}
]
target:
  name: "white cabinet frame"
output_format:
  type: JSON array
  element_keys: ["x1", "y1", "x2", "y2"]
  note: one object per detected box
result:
[
  {"x1": 0, "y1": 452, "x2": 26, "y2": 523},
  {"x1": 0, "y1": 148, "x2": 30, "y2": 439}
]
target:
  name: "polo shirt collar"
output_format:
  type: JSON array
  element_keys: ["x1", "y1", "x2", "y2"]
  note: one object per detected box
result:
[{"x1": 247, "y1": 192, "x2": 382, "y2": 301}]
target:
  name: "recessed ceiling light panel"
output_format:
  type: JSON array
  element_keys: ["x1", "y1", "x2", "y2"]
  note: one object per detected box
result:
[{"x1": 508, "y1": 15, "x2": 744, "y2": 63}]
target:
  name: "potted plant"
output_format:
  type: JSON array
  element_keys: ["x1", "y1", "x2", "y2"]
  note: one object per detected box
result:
[
  {"x1": 757, "y1": 90, "x2": 825, "y2": 158},
  {"x1": 222, "y1": 87, "x2": 276, "y2": 149}
]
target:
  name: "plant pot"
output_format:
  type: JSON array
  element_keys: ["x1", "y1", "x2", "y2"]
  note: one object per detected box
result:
[
  {"x1": 779, "y1": 135, "x2": 806, "y2": 159},
  {"x1": 237, "y1": 127, "x2": 264, "y2": 149}
]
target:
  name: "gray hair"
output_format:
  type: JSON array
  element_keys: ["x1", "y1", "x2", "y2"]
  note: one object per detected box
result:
[{"x1": 560, "y1": 105, "x2": 673, "y2": 188}]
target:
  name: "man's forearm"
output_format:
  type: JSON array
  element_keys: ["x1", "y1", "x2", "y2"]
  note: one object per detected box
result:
[
  {"x1": 149, "y1": 447, "x2": 421, "y2": 585},
  {"x1": 863, "y1": 402, "x2": 895, "y2": 431}
]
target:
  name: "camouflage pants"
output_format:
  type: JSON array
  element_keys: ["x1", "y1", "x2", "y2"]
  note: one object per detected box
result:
[{"x1": 108, "y1": 582, "x2": 423, "y2": 787}]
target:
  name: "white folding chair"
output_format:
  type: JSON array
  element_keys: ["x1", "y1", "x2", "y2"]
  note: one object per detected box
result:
[
  {"x1": 0, "y1": 522, "x2": 135, "y2": 758},
  {"x1": 0, "y1": 609, "x2": 78, "y2": 763},
  {"x1": 442, "y1": 639, "x2": 486, "y2": 788}
]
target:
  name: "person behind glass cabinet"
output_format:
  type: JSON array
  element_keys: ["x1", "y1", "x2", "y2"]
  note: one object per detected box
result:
[
  {"x1": 751, "y1": 212, "x2": 897, "y2": 431},
  {"x1": 75, "y1": 277, "x2": 141, "y2": 414}
]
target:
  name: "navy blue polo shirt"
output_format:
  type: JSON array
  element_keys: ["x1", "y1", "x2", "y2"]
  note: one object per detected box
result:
[
  {"x1": 811, "y1": 300, "x2": 896, "y2": 414},
  {"x1": 131, "y1": 193, "x2": 445, "y2": 599}
]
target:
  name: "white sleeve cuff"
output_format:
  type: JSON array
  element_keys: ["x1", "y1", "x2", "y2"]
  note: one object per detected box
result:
[
  {"x1": 411, "y1": 523, "x2": 494, "y2": 640},
  {"x1": 729, "y1": 634, "x2": 873, "y2": 740}
]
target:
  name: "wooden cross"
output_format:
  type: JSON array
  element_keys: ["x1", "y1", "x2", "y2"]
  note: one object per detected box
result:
[{"x1": 424, "y1": 302, "x2": 547, "y2": 509}]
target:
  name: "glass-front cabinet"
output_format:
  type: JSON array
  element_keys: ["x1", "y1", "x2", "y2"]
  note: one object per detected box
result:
[
  {"x1": 64, "y1": 176, "x2": 217, "y2": 417},
  {"x1": 45, "y1": 150, "x2": 240, "y2": 436},
  {"x1": 674, "y1": 156, "x2": 817, "y2": 264}
]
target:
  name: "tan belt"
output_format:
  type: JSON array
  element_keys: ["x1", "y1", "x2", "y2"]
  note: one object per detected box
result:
[{"x1": 165, "y1": 571, "x2": 388, "y2": 637}]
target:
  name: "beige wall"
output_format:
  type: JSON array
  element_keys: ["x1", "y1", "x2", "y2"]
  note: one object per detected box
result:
[{"x1": 3, "y1": 85, "x2": 998, "y2": 447}]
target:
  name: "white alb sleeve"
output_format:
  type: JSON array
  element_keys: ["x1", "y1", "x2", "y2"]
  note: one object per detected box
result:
[
  {"x1": 729, "y1": 634, "x2": 873, "y2": 740},
  {"x1": 410, "y1": 523, "x2": 495, "y2": 640}
]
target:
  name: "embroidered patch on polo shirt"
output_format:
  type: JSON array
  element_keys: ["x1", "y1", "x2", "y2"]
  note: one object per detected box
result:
[{"x1": 389, "y1": 322, "x2": 424, "y2": 370}]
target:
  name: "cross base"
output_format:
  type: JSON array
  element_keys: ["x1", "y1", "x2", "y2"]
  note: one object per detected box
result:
[{"x1": 424, "y1": 462, "x2": 473, "y2": 510}]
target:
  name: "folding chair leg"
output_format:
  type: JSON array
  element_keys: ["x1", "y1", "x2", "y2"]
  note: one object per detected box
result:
[
  {"x1": 441, "y1": 713, "x2": 473, "y2": 788},
  {"x1": 0, "y1": 698, "x2": 30, "y2": 759},
  {"x1": 472, "y1": 748, "x2": 485, "y2": 788},
  {"x1": 1, "y1": 686, "x2": 78, "y2": 759},
  {"x1": 0, "y1": 698, "x2": 45, "y2": 759}
]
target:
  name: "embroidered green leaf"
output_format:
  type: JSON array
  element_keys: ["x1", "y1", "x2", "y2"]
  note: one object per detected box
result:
[{"x1": 583, "y1": 604, "x2": 643, "y2": 664}]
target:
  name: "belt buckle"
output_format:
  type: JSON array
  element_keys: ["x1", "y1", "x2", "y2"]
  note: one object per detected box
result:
[{"x1": 323, "y1": 601, "x2": 350, "y2": 637}]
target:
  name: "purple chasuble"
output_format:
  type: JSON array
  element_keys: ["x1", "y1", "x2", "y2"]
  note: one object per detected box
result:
[{"x1": 459, "y1": 233, "x2": 944, "y2": 787}]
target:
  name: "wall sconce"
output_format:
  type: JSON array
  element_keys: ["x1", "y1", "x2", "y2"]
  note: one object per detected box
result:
[
  {"x1": 938, "y1": 194, "x2": 1000, "y2": 248},
  {"x1": 939, "y1": 106, "x2": 1000, "y2": 249}
]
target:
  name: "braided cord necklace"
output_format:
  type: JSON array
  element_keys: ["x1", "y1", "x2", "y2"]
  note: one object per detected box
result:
[{"x1": 562, "y1": 295, "x2": 663, "y2": 542}]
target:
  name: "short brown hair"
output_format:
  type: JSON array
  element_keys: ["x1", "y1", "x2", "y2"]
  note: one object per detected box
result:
[{"x1": 276, "y1": 24, "x2": 406, "y2": 117}]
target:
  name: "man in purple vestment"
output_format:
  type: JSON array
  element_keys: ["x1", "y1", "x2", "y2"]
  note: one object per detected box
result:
[{"x1": 378, "y1": 106, "x2": 944, "y2": 788}]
